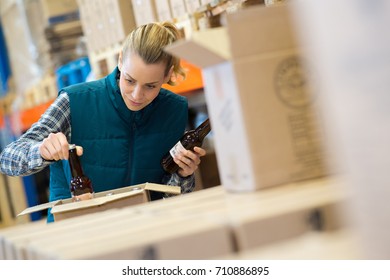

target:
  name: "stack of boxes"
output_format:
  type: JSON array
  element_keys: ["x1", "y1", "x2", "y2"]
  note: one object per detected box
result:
[
  {"x1": 0, "y1": 1, "x2": 359, "y2": 260},
  {"x1": 166, "y1": 4, "x2": 328, "y2": 192},
  {"x1": 77, "y1": 0, "x2": 136, "y2": 78},
  {"x1": 0, "y1": 0, "x2": 84, "y2": 96},
  {"x1": 0, "y1": 177, "x2": 349, "y2": 259}
]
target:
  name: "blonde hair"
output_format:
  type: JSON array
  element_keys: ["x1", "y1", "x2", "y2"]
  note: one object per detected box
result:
[{"x1": 122, "y1": 22, "x2": 186, "y2": 86}]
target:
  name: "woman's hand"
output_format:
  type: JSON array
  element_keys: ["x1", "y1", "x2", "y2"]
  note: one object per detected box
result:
[
  {"x1": 39, "y1": 132, "x2": 83, "y2": 161},
  {"x1": 174, "y1": 146, "x2": 207, "y2": 177}
]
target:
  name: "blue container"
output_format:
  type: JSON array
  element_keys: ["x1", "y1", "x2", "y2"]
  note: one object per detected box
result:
[
  {"x1": 55, "y1": 57, "x2": 91, "y2": 89},
  {"x1": 22, "y1": 175, "x2": 42, "y2": 221},
  {"x1": 0, "y1": 22, "x2": 11, "y2": 96}
]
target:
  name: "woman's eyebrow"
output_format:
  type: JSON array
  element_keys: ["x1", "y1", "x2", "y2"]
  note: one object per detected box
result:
[{"x1": 125, "y1": 73, "x2": 159, "y2": 84}]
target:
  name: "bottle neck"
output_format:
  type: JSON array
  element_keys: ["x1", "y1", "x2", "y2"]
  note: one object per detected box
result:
[
  {"x1": 69, "y1": 148, "x2": 84, "y2": 177},
  {"x1": 196, "y1": 118, "x2": 211, "y2": 140}
]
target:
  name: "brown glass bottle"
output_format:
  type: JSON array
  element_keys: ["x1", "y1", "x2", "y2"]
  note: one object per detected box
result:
[
  {"x1": 161, "y1": 118, "x2": 211, "y2": 174},
  {"x1": 68, "y1": 144, "x2": 94, "y2": 201}
]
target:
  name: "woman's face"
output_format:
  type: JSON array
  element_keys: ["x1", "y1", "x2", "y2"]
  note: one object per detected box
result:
[{"x1": 118, "y1": 52, "x2": 171, "y2": 111}]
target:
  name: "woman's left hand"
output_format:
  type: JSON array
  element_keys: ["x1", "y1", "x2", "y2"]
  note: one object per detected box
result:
[{"x1": 174, "y1": 146, "x2": 207, "y2": 177}]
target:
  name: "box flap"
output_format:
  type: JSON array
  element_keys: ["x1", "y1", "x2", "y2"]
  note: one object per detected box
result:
[
  {"x1": 144, "y1": 183, "x2": 181, "y2": 194},
  {"x1": 17, "y1": 200, "x2": 62, "y2": 217},
  {"x1": 226, "y1": 4, "x2": 298, "y2": 58},
  {"x1": 17, "y1": 183, "x2": 180, "y2": 217},
  {"x1": 50, "y1": 190, "x2": 145, "y2": 214},
  {"x1": 165, "y1": 27, "x2": 230, "y2": 68}
]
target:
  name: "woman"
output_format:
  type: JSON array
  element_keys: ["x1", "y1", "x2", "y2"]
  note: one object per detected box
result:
[{"x1": 0, "y1": 22, "x2": 206, "y2": 222}]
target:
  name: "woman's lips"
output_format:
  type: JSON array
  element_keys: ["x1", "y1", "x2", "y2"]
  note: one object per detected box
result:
[
  {"x1": 124, "y1": 94, "x2": 143, "y2": 106},
  {"x1": 130, "y1": 99, "x2": 142, "y2": 106}
]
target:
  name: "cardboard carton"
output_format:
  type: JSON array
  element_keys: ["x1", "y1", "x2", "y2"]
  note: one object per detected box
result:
[
  {"x1": 18, "y1": 183, "x2": 180, "y2": 222},
  {"x1": 40, "y1": 0, "x2": 79, "y2": 25},
  {"x1": 1, "y1": 177, "x2": 348, "y2": 260},
  {"x1": 165, "y1": 4, "x2": 328, "y2": 192},
  {"x1": 155, "y1": 0, "x2": 173, "y2": 22},
  {"x1": 131, "y1": 0, "x2": 157, "y2": 27}
]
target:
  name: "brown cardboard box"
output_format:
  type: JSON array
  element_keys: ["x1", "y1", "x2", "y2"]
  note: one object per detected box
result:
[
  {"x1": 0, "y1": 175, "x2": 30, "y2": 229},
  {"x1": 197, "y1": 151, "x2": 221, "y2": 189},
  {"x1": 18, "y1": 183, "x2": 180, "y2": 222},
  {"x1": 1, "y1": 177, "x2": 347, "y2": 259},
  {"x1": 0, "y1": 219, "x2": 48, "y2": 260},
  {"x1": 4, "y1": 208, "x2": 124, "y2": 260},
  {"x1": 165, "y1": 4, "x2": 328, "y2": 192},
  {"x1": 1, "y1": 1, "x2": 46, "y2": 96},
  {"x1": 77, "y1": 0, "x2": 98, "y2": 52},
  {"x1": 30, "y1": 214, "x2": 233, "y2": 259},
  {"x1": 225, "y1": 178, "x2": 346, "y2": 251},
  {"x1": 18, "y1": 194, "x2": 231, "y2": 259},
  {"x1": 184, "y1": 0, "x2": 201, "y2": 14},
  {"x1": 222, "y1": 229, "x2": 362, "y2": 260},
  {"x1": 40, "y1": 0, "x2": 79, "y2": 25},
  {"x1": 170, "y1": 0, "x2": 187, "y2": 19},
  {"x1": 131, "y1": 0, "x2": 157, "y2": 27},
  {"x1": 103, "y1": 0, "x2": 136, "y2": 44},
  {"x1": 155, "y1": 0, "x2": 173, "y2": 22}
]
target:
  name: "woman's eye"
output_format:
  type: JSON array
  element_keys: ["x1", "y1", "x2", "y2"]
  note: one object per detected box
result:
[
  {"x1": 126, "y1": 79, "x2": 135, "y2": 84},
  {"x1": 147, "y1": 85, "x2": 156, "y2": 89}
]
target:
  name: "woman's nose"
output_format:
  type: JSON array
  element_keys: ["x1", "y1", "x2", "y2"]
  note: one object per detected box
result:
[{"x1": 132, "y1": 85, "x2": 143, "y2": 99}]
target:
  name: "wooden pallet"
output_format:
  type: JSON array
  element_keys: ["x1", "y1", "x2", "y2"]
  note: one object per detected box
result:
[
  {"x1": 22, "y1": 73, "x2": 58, "y2": 111},
  {"x1": 0, "y1": 92, "x2": 16, "y2": 117},
  {"x1": 0, "y1": 73, "x2": 58, "y2": 132},
  {"x1": 89, "y1": 43, "x2": 122, "y2": 79}
]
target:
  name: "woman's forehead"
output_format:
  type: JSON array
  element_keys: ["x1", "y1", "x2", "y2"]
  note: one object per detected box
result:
[{"x1": 122, "y1": 53, "x2": 166, "y2": 82}]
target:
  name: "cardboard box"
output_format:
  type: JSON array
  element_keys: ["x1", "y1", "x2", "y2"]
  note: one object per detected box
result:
[
  {"x1": 1, "y1": 1, "x2": 46, "y2": 96},
  {"x1": 2, "y1": 177, "x2": 347, "y2": 259},
  {"x1": 197, "y1": 151, "x2": 221, "y2": 189},
  {"x1": 165, "y1": 4, "x2": 328, "y2": 192},
  {"x1": 103, "y1": 0, "x2": 136, "y2": 44},
  {"x1": 184, "y1": 0, "x2": 201, "y2": 14},
  {"x1": 77, "y1": 0, "x2": 98, "y2": 52},
  {"x1": 170, "y1": 0, "x2": 187, "y2": 19},
  {"x1": 0, "y1": 174, "x2": 30, "y2": 229},
  {"x1": 40, "y1": 0, "x2": 79, "y2": 25},
  {"x1": 291, "y1": 0, "x2": 390, "y2": 260},
  {"x1": 18, "y1": 183, "x2": 180, "y2": 221},
  {"x1": 155, "y1": 0, "x2": 173, "y2": 22},
  {"x1": 131, "y1": 0, "x2": 157, "y2": 27},
  {"x1": 31, "y1": 214, "x2": 233, "y2": 259}
]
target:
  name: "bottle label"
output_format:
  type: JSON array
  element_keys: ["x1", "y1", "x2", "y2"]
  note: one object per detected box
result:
[
  {"x1": 72, "y1": 192, "x2": 94, "y2": 202},
  {"x1": 169, "y1": 141, "x2": 186, "y2": 158}
]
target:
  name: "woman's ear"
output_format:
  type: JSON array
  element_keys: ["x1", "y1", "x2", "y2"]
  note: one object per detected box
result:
[
  {"x1": 164, "y1": 65, "x2": 174, "y2": 84},
  {"x1": 117, "y1": 51, "x2": 123, "y2": 71}
]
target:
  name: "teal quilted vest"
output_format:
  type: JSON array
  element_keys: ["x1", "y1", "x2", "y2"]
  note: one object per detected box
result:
[{"x1": 47, "y1": 67, "x2": 188, "y2": 222}]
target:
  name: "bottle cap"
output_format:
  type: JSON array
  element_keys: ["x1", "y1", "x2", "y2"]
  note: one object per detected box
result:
[{"x1": 68, "y1": 144, "x2": 76, "y2": 150}]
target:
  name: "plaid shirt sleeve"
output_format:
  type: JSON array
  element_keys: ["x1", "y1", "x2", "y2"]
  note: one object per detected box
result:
[
  {"x1": 0, "y1": 93, "x2": 71, "y2": 176},
  {"x1": 162, "y1": 172, "x2": 195, "y2": 195}
]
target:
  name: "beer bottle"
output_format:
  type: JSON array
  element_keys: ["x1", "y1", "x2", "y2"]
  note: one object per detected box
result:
[
  {"x1": 161, "y1": 118, "x2": 211, "y2": 174},
  {"x1": 68, "y1": 144, "x2": 94, "y2": 201}
]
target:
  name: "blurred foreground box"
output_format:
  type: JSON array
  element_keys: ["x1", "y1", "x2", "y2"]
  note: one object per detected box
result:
[
  {"x1": 18, "y1": 183, "x2": 180, "y2": 222},
  {"x1": 0, "y1": 177, "x2": 351, "y2": 260},
  {"x1": 165, "y1": 4, "x2": 328, "y2": 192}
]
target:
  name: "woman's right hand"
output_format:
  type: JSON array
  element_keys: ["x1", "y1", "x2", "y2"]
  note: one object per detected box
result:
[{"x1": 39, "y1": 132, "x2": 83, "y2": 161}]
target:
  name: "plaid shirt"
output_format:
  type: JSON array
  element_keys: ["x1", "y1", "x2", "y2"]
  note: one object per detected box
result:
[{"x1": 0, "y1": 93, "x2": 195, "y2": 194}]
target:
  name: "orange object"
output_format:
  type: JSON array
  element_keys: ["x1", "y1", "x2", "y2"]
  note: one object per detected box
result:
[
  {"x1": 163, "y1": 60, "x2": 203, "y2": 94},
  {"x1": 18, "y1": 100, "x2": 54, "y2": 132}
]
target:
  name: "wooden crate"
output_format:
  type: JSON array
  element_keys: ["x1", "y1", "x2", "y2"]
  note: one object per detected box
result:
[
  {"x1": 22, "y1": 72, "x2": 58, "y2": 110},
  {"x1": 89, "y1": 43, "x2": 122, "y2": 79}
]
